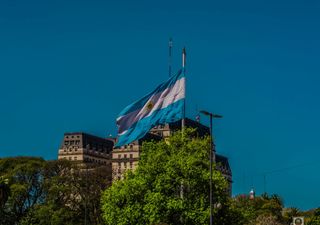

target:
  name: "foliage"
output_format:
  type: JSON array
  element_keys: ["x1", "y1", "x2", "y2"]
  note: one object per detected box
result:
[
  {"x1": 101, "y1": 129, "x2": 232, "y2": 225},
  {"x1": 0, "y1": 157, "x2": 111, "y2": 225},
  {"x1": 255, "y1": 214, "x2": 284, "y2": 225},
  {"x1": 308, "y1": 208, "x2": 320, "y2": 225},
  {"x1": 0, "y1": 176, "x2": 9, "y2": 208},
  {"x1": 0, "y1": 157, "x2": 46, "y2": 224},
  {"x1": 282, "y1": 207, "x2": 301, "y2": 224},
  {"x1": 231, "y1": 193, "x2": 285, "y2": 225}
]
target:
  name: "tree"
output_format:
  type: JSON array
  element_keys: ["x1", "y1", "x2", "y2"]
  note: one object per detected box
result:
[
  {"x1": 231, "y1": 193, "x2": 285, "y2": 225},
  {"x1": 0, "y1": 157, "x2": 111, "y2": 225},
  {"x1": 101, "y1": 129, "x2": 231, "y2": 225},
  {"x1": 282, "y1": 207, "x2": 301, "y2": 224},
  {"x1": 21, "y1": 159, "x2": 111, "y2": 225},
  {"x1": 255, "y1": 215, "x2": 283, "y2": 225},
  {"x1": 0, "y1": 176, "x2": 9, "y2": 208},
  {"x1": 308, "y1": 208, "x2": 320, "y2": 225},
  {"x1": 0, "y1": 157, "x2": 46, "y2": 225}
]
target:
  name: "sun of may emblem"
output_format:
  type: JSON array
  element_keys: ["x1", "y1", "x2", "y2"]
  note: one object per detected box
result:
[{"x1": 146, "y1": 101, "x2": 154, "y2": 111}]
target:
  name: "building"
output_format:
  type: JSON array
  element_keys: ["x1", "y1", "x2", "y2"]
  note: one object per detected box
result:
[
  {"x1": 58, "y1": 132, "x2": 114, "y2": 167},
  {"x1": 215, "y1": 154, "x2": 233, "y2": 195},
  {"x1": 111, "y1": 133, "x2": 161, "y2": 180},
  {"x1": 111, "y1": 118, "x2": 232, "y2": 194},
  {"x1": 111, "y1": 118, "x2": 207, "y2": 180},
  {"x1": 149, "y1": 118, "x2": 210, "y2": 138},
  {"x1": 57, "y1": 119, "x2": 232, "y2": 194}
]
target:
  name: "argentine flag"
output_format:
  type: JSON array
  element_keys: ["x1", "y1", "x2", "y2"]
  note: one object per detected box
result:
[{"x1": 115, "y1": 69, "x2": 185, "y2": 147}]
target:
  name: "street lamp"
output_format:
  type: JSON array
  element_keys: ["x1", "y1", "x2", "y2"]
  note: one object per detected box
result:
[{"x1": 199, "y1": 110, "x2": 222, "y2": 225}]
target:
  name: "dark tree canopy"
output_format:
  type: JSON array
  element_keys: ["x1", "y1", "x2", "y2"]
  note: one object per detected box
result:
[{"x1": 0, "y1": 157, "x2": 110, "y2": 225}]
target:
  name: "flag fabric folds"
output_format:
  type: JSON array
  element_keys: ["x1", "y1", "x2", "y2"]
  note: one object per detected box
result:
[{"x1": 115, "y1": 69, "x2": 185, "y2": 147}]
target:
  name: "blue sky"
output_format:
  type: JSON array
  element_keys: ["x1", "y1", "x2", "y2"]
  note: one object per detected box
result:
[{"x1": 1, "y1": 0, "x2": 320, "y2": 210}]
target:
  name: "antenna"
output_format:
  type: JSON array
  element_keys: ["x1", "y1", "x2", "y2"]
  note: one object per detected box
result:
[{"x1": 168, "y1": 38, "x2": 173, "y2": 77}]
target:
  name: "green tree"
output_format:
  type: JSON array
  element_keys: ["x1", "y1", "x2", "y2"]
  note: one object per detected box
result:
[
  {"x1": 0, "y1": 157, "x2": 46, "y2": 225},
  {"x1": 21, "y1": 159, "x2": 111, "y2": 225},
  {"x1": 231, "y1": 193, "x2": 285, "y2": 225},
  {"x1": 308, "y1": 208, "x2": 320, "y2": 225},
  {"x1": 0, "y1": 157, "x2": 111, "y2": 225},
  {"x1": 255, "y1": 214, "x2": 283, "y2": 225},
  {"x1": 0, "y1": 176, "x2": 9, "y2": 208},
  {"x1": 101, "y1": 129, "x2": 231, "y2": 225},
  {"x1": 282, "y1": 207, "x2": 301, "y2": 224}
]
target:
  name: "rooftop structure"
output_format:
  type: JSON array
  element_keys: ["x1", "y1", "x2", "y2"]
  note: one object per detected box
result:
[{"x1": 58, "y1": 132, "x2": 113, "y2": 168}]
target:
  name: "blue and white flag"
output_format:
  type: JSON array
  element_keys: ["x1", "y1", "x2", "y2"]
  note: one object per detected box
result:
[{"x1": 115, "y1": 69, "x2": 185, "y2": 147}]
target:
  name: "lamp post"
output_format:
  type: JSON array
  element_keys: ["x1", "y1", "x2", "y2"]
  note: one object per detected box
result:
[{"x1": 199, "y1": 110, "x2": 222, "y2": 225}]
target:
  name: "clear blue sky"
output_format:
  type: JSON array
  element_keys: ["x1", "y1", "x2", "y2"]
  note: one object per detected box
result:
[{"x1": 1, "y1": 0, "x2": 319, "y2": 210}]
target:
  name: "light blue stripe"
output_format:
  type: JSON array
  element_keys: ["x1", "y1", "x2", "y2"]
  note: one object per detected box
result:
[
  {"x1": 117, "y1": 69, "x2": 183, "y2": 118},
  {"x1": 115, "y1": 99, "x2": 184, "y2": 147}
]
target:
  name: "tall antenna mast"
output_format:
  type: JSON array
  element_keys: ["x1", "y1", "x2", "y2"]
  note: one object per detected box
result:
[{"x1": 168, "y1": 38, "x2": 173, "y2": 77}]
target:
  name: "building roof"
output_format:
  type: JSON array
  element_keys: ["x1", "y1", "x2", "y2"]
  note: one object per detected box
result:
[
  {"x1": 63, "y1": 132, "x2": 114, "y2": 148},
  {"x1": 168, "y1": 118, "x2": 210, "y2": 136},
  {"x1": 216, "y1": 154, "x2": 232, "y2": 175}
]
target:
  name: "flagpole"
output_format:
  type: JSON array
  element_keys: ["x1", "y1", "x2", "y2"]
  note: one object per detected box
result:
[
  {"x1": 169, "y1": 38, "x2": 173, "y2": 77},
  {"x1": 182, "y1": 47, "x2": 186, "y2": 130},
  {"x1": 180, "y1": 47, "x2": 187, "y2": 224}
]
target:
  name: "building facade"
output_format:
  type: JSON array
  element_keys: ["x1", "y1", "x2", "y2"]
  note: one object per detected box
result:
[
  {"x1": 58, "y1": 132, "x2": 114, "y2": 167},
  {"x1": 57, "y1": 119, "x2": 232, "y2": 194},
  {"x1": 111, "y1": 133, "x2": 161, "y2": 180},
  {"x1": 215, "y1": 154, "x2": 233, "y2": 195}
]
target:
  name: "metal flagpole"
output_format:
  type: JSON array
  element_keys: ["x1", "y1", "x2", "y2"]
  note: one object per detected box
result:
[
  {"x1": 182, "y1": 47, "x2": 186, "y2": 130},
  {"x1": 180, "y1": 47, "x2": 187, "y2": 224},
  {"x1": 169, "y1": 38, "x2": 173, "y2": 77}
]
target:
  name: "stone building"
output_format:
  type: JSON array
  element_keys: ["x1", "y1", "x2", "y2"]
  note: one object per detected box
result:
[
  {"x1": 58, "y1": 132, "x2": 114, "y2": 167},
  {"x1": 149, "y1": 118, "x2": 210, "y2": 138},
  {"x1": 111, "y1": 133, "x2": 161, "y2": 180},
  {"x1": 215, "y1": 154, "x2": 233, "y2": 195},
  {"x1": 57, "y1": 119, "x2": 232, "y2": 194},
  {"x1": 111, "y1": 118, "x2": 232, "y2": 195}
]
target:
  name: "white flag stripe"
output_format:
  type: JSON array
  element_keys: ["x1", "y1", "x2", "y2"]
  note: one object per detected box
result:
[{"x1": 117, "y1": 77, "x2": 185, "y2": 134}]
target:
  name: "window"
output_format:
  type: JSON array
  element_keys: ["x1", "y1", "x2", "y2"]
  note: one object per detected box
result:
[
  {"x1": 124, "y1": 162, "x2": 127, "y2": 168},
  {"x1": 69, "y1": 157, "x2": 72, "y2": 160},
  {"x1": 118, "y1": 154, "x2": 121, "y2": 159},
  {"x1": 118, "y1": 162, "x2": 121, "y2": 167},
  {"x1": 64, "y1": 141, "x2": 69, "y2": 145},
  {"x1": 130, "y1": 144, "x2": 133, "y2": 150},
  {"x1": 130, "y1": 162, "x2": 133, "y2": 169},
  {"x1": 74, "y1": 157, "x2": 77, "y2": 160},
  {"x1": 124, "y1": 154, "x2": 127, "y2": 159},
  {"x1": 130, "y1": 154, "x2": 133, "y2": 159}
]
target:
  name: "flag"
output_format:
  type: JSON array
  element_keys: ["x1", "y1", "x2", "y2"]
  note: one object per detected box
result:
[{"x1": 115, "y1": 69, "x2": 185, "y2": 147}]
